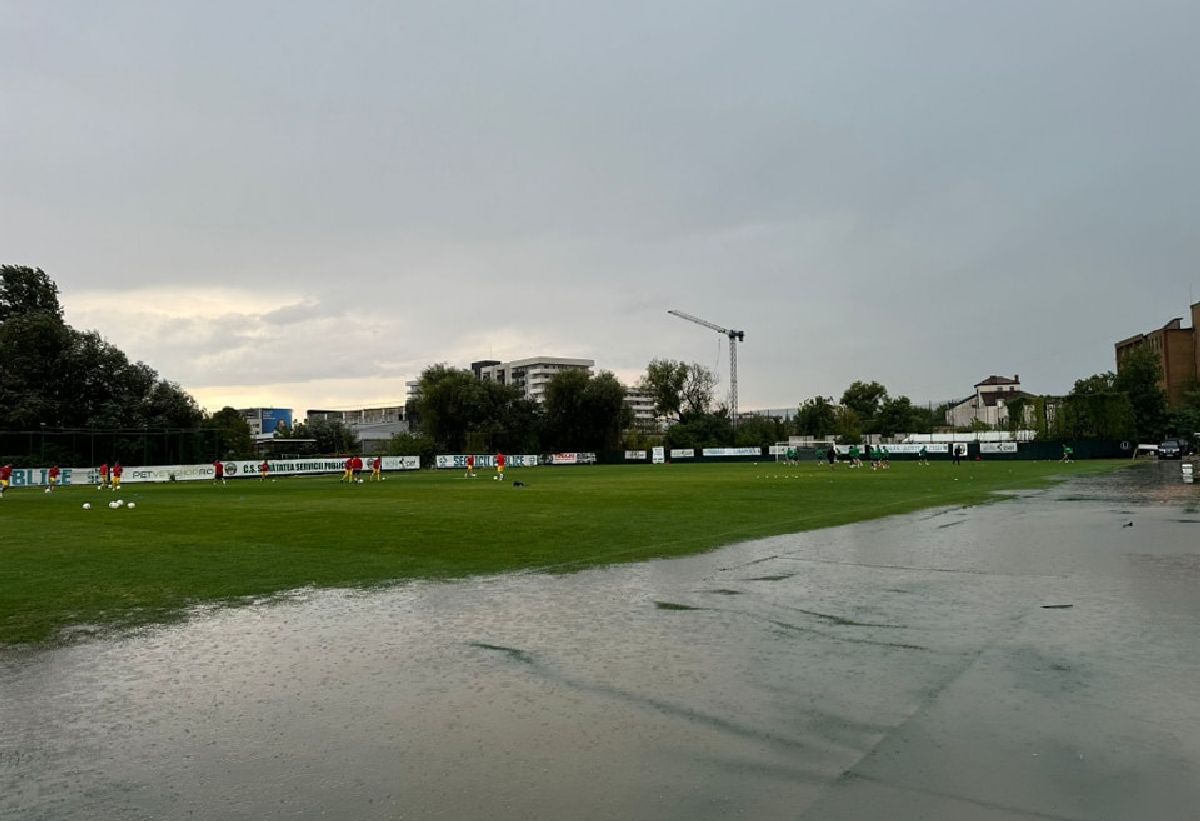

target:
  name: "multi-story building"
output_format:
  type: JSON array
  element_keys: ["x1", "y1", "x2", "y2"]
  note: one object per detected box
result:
[
  {"x1": 945, "y1": 375, "x2": 1029, "y2": 428},
  {"x1": 472, "y1": 356, "x2": 594, "y2": 404},
  {"x1": 623, "y1": 387, "x2": 659, "y2": 431},
  {"x1": 1114, "y1": 305, "x2": 1200, "y2": 406},
  {"x1": 305, "y1": 406, "x2": 409, "y2": 454}
]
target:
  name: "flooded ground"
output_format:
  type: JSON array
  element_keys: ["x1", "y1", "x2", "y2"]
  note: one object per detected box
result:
[{"x1": 3, "y1": 463, "x2": 1199, "y2": 820}]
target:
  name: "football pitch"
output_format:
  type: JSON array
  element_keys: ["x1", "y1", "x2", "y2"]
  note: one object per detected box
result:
[{"x1": 0, "y1": 460, "x2": 1125, "y2": 645}]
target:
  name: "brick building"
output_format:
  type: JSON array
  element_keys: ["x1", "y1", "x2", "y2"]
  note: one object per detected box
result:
[{"x1": 1114, "y1": 303, "x2": 1200, "y2": 406}]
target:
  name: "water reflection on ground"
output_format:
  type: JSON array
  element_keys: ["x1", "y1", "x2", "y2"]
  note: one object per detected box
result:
[{"x1": 3, "y1": 462, "x2": 1198, "y2": 820}]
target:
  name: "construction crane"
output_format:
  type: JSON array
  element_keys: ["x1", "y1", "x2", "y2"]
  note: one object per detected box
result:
[{"x1": 667, "y1": 309, "x2": 745, "y2": 426}]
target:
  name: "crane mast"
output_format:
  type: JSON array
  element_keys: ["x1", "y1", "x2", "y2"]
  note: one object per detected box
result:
[{"x1": 667, "y1": 309, "x2": 746, "y2": 426}]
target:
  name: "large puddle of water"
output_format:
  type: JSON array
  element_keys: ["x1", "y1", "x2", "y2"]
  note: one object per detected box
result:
[{"x1": 3, "y1": 463, "x2": 1199, "y2": 820}]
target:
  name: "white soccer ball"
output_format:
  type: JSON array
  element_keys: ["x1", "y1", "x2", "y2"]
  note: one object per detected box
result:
[
  {"x1": 108, "y1": 501, "x2": 117, "y2": 509},
  {"x1": 44, "y1": 488, "x2": 51, "y2": 494},
  {"x1": 493, "y1": 475, "x2": 498, "y2": 481},
  {"x1": 97, "y1": 485, "x2": 103, "y2": 491},
  {"x1": 82, "y1": 503, "x2": 91, "y2": 510},
  {"x1": 127, "y1": 503, "x2": 136, "y2": 510},
  {"x1": 357, "y1": 478, "x2": 364, "y2": 484},
  {"x1": 116, "y1": 499, "x2": 124, "y2": 506}
]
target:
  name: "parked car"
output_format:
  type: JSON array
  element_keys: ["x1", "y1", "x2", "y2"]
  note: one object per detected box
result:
[{"x1": 1157, "y1": 439, "x2": 1184, "y2": 459}]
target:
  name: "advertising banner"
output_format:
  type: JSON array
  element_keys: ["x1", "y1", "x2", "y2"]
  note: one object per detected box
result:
[
  {"x1": 4, "y1": 457, "x2": 420, "y2": 487},
  {"x1": 435, "y1": 454, "x2": 539, "y2": 469},
  {"x1": 669, "y1": 448, "x2": 694, "y2": 459},
  {"x1": 702, "y1": 447, "x2": 762, "y2": 457},
  {"x1": 624, "y1": 450, "x2": 647, "y2": 461},
  {"x1": 834, "y1": 444, "x2": 950, "y2": 455},
  {"x1": 768, "y1": 445, "x2": 790, "y2": 455},
  {"x1": 980, "y1": 442, "x2": 1018, "y2": 454},
  {"x1": 652, "y1": 446, "x2": 665, "y2": 465},
  {"x1": 547, "y1": 453, "x2": 596, "y2": 465}
]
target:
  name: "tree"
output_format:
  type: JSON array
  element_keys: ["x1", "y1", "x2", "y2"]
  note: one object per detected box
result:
[
  {"x1": 840, "y1": 381, "x2": 888, "y2": 428},
  {"x1": 303, "y1": 417, "x2": 358, "y2": 455},
  {"x1": 640, "y1": 359, "x2": 689, "y2": 421},
  {"x1": 834, "y1": 406, "x2": 863, "y2": 444},
  {"x1": 543, "y1": 370, "x2": 630, "y2": 452},
  {"x1": 1114, "y1": 347, "x2": 1168, "y2": 441},
  {"x1": 735, "y1": 415, "x2": 784, "y2": 448},
  {"x1": 681, "y1": 363, "x2": 717, "y2": 418},
  {"x1": 204, "y1": 407, "x2": 254, "y2": 459},
  {"x1": 415, "y1": 365, "x2": 485, "y2": 451},
  {"x1": 794, "y1": 396, "x2": 836, "y2": 437},
  {"x1": 665, "y1": 413, "x2": 734, "y2": 451},
  {"x1": 0, "y1": 265, "x2": 62, "y2": 322},
  {"x1": 874, "y1": 396, "x2": 919, "y2": 437},
  {"x1": 386, "y1": 432, "x2": 436, "y2": 466}
]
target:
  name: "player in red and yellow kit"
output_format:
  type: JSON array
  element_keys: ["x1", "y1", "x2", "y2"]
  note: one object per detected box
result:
[
  {"x1": 260, "y1": 459, "x2": 270, "y2": 481},
  {"x1": 48, "y1": 465, "x2": 60, "y2": 491},
  {"x1": 0, "y1": 463, "x2": 12, "y2": 496},
  {"x1": 370, "y1": 456, "x2": 382, "y2": 481},
  {"x1": 99, "y1": 462, "x2": 109, "y2": 488},
  {"x1": 495, "y1": 452, "x2": 506, "y2": 481},
  {"x1": 111, "y1": 462, "x2": 123, "y2": 490}
]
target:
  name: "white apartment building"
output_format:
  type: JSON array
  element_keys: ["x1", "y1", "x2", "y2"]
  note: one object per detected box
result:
[
  {"x1": 623, "y1": 387, "x2": 658, "y2": 431},
  {"x1": 472, "y1": 357, "x2": 594, "y2": 404},
  {"x1": 945, "y1": 374, "x2": 1029, "y2": 428},
  {"x1": 305, "y1": 405, "x2": 409, "y2": 453}
]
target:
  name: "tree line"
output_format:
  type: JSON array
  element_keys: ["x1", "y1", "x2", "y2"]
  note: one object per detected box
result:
[{"x1": 3, "y1": 265, "x2": 1192, "y2": 466}]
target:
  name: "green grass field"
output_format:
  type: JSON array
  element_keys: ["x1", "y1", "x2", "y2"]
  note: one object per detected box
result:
[{"x1": 0, "y1": 460, "x2": 1125, "y2": 645}]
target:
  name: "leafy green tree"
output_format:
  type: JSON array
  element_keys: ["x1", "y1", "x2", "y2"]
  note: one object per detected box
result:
[
  {"x1": 874, "y1": 396, "x2": 919, "y2": 437},
  {"x1": 840, "y1": 381, "x2": 888, "y2": 428},
  {"x1": 543, "y1": 370, "x2": 630, "y2": 451},
  {"x1": 0, "y1": 265, "x2": 62, "y2": 322},
  {"x1": 794, "y1": 396, "x2": 836, "y2": 437},
  {"x1": 834, "y1": 406, "x2": 863, "y2": 444},
  {"x1": 1114, "y1": 347, "x2": 1168, "y2": 441},
  {"x1": 415, "y1": 365, "x2": 484, "y2": 451},
  {"x1": 303, "y1": 417, "x2": 358, "y2": 455},
  {"x1": 640, "y1": 358, "x2": 689, "y2": 421},
  {"x1": 204, "y1": 407, "x2": 254, "y2": 458},
  {"x1": 665, "y1": 413, "x2": 734, "y2": 451},
  {"x1": 735, "y1": 416, "x2": 784, "y2": 448}
]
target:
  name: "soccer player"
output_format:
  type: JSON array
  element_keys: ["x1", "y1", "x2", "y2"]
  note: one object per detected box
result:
[
  {"x1": 848, "y1": 444, "x2": 861, "y2": 468},
  {"x1": 465, "y1": 454, "x2": 475, "y2": 478},
  {"x1": 826, "y1": 446, "x2": 836, "y2": 468},
  {"x1": 370, "y1": 455, "x2": 382, "y2": 481},
  {"x1": 0, "y1": 463, "x2": 12, "y2": 497},
  {"x1": 260, "y1": 459, "x2": 269, "y2": 481},
  {"x1": 918, "y1": 445, "x2": 929, "y2": 466},
  {"x1": 342, "y1": 457, "x2": 354, "y2": 483},
  {"x1": 496, "y1": 451, "x2": 505, "y2": 481},
  {"x1": 112, "y1": 461, "x2": 123, "y2": 490},
  {"x1": 881, "y1": 446, "x2": 890, "y2": 470},
  {"x1": 99, "y1": 462, "x2": 109, "y2": 488},
  {"x1": 214, "y1": 459, "x2": 226, "y2": 485},
  {"x1": 48, "y1": 464, "x2": 60, "y2": 491},
  {"x1": 1061, "y1": 444, "x2": 1074, "y2": 463},
  {"x1": 352, "y1": 455, "x2": 363, "y2": 481}
]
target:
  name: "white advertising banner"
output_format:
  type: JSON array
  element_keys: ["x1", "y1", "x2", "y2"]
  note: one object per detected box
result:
[
  {"x1": 5, "y1": 457, "x2": 420, "y2": 487},
  {"x1": 652, "y1": 446, "x2": 665, "y2": 465},
  {"x1": 435, "y1": 454, "x2": 539, "y2": 469},
  {"x1": 669, "y1": 448, "x2": 694, "y2": 459},
  {"x1": 547, "y1": 453, "x2": 596, "y2": 465},
  {"x1": 702, "y1": 447, "x2": 762, "y2": 457},
  {"x1": 624, "y1": 450, "x2": 647, "y2": 461},
  {"x1": 980, "y1": 442, "x2": 1018, "y2": 454},
  {"x1": 834, "y1": 444, "x2": 950, "y2": 455}
]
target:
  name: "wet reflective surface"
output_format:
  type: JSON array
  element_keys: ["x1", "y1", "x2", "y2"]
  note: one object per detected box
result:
[{"x1": 3, "y1": 463, "x2": 1199, "y2": 820}]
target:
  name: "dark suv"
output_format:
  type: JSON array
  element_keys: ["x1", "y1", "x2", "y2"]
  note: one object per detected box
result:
[{"x1": 1158, "y1": 439, "x2": 1184, "y2": 459}]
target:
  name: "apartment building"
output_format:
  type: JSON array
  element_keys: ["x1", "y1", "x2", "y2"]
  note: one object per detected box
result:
[{"x1": 1114, "y1": 304, "x2": 1200, "y2": 406}]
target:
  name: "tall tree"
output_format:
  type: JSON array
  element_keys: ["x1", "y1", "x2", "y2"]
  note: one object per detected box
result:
[
  {"x1": 1114, "y1": 347, "x2": 1168, "y2": 441},
  {"x1": 834, "y1": 406, "x2": 863, "y2": 444},
  {"x1": 0, "y1": 265, "x2": 62, "y2": 322},
  {"x1": 794, "y1": 396, "x2": 837, "y2": 437},
  {"x1": 640, "y1": 359, "x2": 689, "y2": 421},
  {"x1": 874, "y1": 396, "x2": 918, "y2": 437},
  {"x1": 542, "y1": 370, "x2": 630, "y2": 451},
  {"x1": 204, "y1": 407, "x2": 254, "y2": 459},
  {"x1": 681, "y1": 363, "x2": 717, "y2": 418},
  {"x1": 840, "y1": 381, "x2": 888, "y2": 427}
]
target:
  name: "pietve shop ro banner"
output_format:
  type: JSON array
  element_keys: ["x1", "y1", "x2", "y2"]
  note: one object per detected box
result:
[
  {"x1": 434, "y1": 454, "x2": 540, "y2": 469},
  {"x1": 2, "y1": 457, "x2": 419, "y2": 487}
]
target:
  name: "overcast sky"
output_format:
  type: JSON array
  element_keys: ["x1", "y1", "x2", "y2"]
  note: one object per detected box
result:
[{"x1": 3, "y1": 1, "x2": 1197, "y2": 417}]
